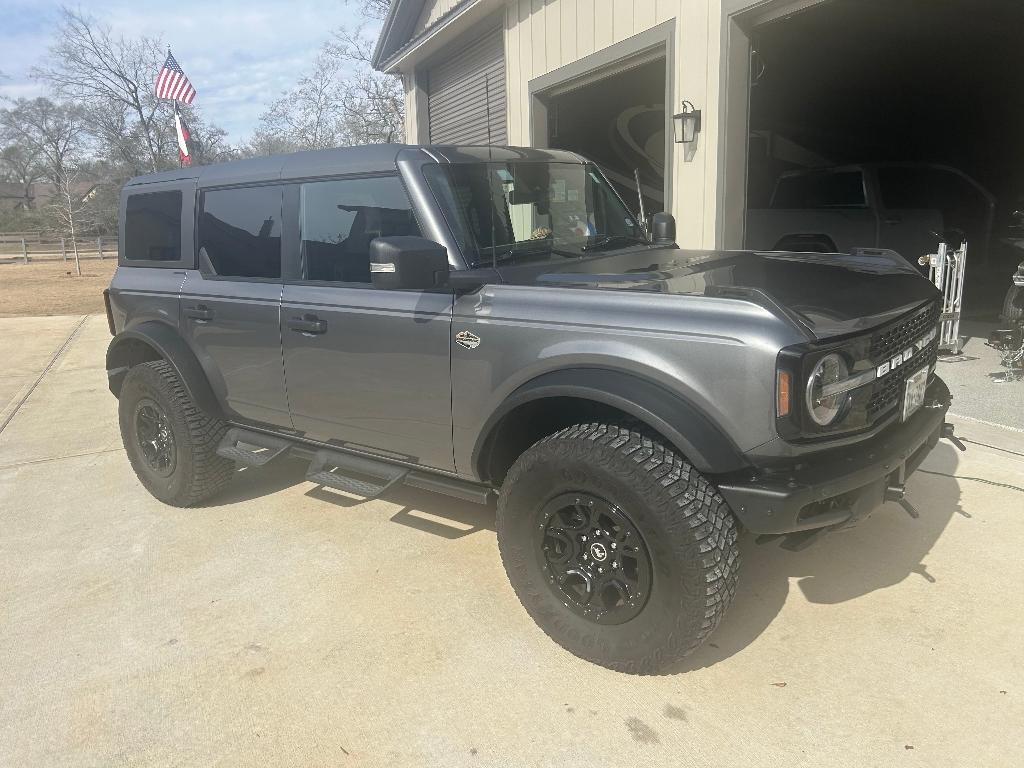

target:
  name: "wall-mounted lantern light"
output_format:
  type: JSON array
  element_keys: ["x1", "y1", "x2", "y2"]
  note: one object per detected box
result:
[{"x1": 672, "y1": 100, "x2": 702, "y2": 144}]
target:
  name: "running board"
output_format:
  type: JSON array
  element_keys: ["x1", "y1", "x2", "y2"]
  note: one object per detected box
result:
[
  {"x1": 306, "y1": 449, "x2": 409, "y2": 501},
  {"x1": 217, "y1": 428, "x2": 292, "y2": 467}
]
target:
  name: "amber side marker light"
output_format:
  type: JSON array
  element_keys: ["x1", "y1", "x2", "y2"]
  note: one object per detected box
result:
[{"x1": 777, "y1": 370, "x2": 792, "y2": 417}]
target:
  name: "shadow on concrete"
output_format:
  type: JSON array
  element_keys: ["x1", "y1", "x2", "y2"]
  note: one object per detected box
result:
[
  {"x1": 204, "y1": 440, "x2": 967, "y2": 672},
  {"x1": 205, "y1": 453, "x2": 499, "y2": 536},
  {"x1": 671, "y1": 441, "x2": 965, "y2": 673}
]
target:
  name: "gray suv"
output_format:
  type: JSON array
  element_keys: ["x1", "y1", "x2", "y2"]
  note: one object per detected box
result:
[{"x1": 105, "y1": 145, "x2": 957, "y2": 673}]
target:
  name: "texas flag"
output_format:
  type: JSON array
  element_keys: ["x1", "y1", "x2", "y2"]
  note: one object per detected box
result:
[{"x1": 174, "y1": 103, "x2": 192, "y2": 167}]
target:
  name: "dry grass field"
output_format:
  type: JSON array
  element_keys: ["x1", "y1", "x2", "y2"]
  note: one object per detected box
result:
[{"x1": 0, "y1": 260, "x2": 117, "y2": 317}]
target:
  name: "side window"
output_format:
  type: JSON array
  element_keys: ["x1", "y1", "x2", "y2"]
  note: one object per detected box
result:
[
  {"x1": 197, "y1": 185, "x2": 283, "y2": 279},
  {"x1": 300, "y1": 176, "x2": 421, "y2": 284},
  {"x1": 772, "y1": 172, "x2": 866, "y2": 209},
  {"x1": 124, "y1": 191, "x2": 181, "y2": 261}
]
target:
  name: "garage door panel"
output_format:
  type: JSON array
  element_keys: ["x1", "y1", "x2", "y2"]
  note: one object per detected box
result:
[{"x1": 427, "y1": 27, "x2": 506, "y2": 145}]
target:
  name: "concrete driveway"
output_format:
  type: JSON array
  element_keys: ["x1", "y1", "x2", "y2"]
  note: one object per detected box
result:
[{"x1": 1, "y1": 315, "x2": 1022, "y2": 767}]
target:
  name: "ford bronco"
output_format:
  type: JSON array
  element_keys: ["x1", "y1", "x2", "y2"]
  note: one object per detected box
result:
[{"x1": 105, "y1": 145, "x2": 960, "y2": 673}]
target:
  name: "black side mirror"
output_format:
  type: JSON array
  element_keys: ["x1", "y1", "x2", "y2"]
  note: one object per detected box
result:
[
  {"x1": 369, "y1": 236, "x2": 449, "y2": 290},
  {"x1": 651, "y1": 212, "x2": 676, "y2": 246}
]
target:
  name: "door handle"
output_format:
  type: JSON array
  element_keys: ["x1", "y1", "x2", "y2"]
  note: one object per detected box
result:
[
  {"x1": 884, "y1": 216, "x2": 902, "y2": 225},
  {"x1": 185, "y1": 305, "x2": 214, "y2": 321},
  {"x1": 288, "y1": 314, "x2": 327, "y2": 335}
]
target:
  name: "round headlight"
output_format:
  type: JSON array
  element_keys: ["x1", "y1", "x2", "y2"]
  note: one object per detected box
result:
[{"x1": 806, "y1": 353, "x2": 850, "y2": 426}]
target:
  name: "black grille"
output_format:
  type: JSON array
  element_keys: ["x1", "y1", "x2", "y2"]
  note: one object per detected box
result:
[
  {"x1": 866, "y1": 338, "x2": 939, "y2": 420},
  {"x1": 869, "y1": 301, "x2": 940, "y2": 362}
]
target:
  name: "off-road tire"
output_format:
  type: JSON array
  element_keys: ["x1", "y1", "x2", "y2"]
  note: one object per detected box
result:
[
  {"x1": 118, "y1": 360, "x2": 234, "y2": 507},
  {"x1": 496, "y1": 423, "x2": 740, "y2": 674}
]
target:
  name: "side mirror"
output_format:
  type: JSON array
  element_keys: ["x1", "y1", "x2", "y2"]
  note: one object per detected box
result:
[
  {"x1": 369, "y1": 236, "x2": 449, "y2": 290},
  {"x1": 651, "y1": 212, "x2": 676, "y2": 246}
]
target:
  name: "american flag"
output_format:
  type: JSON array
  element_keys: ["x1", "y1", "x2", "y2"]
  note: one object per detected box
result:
[{"x1": 154, "y1": 50, "x2": 196, "y2": 103}]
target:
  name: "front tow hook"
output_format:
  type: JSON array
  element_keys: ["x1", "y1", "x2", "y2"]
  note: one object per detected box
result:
[
  {"x1": 942, "y1": 423, "x2": 967, "y2": 452},
  {"x1": 885, "y1": 483, "x2": 920, "y2": 519}
]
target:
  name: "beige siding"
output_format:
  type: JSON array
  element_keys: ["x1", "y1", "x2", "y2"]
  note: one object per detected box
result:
[
  {"x1": 413, "y1": 0, "x2": 462, "y2": 36},
  {"x1": 397, "y1": 0, "x2": 788, "y2": 248},
  {"x1": 501, "y1": 0, "x2": 721, "y2": 246}
]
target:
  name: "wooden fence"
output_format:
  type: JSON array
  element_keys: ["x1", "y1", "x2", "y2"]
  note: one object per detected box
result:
[{"x1": 0, "y1": 236, "x2": 118, "y2": 263}]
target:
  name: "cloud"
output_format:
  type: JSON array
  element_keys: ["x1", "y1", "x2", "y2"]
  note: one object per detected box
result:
[{"x1": 0, "y1": 0, "x2": 382, "y2": 143}]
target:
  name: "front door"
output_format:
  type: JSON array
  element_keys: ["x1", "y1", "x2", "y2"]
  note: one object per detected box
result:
[
  {"x1": 180, "y1": 183, "x2": 290, "y2": 429},
  {"x1": 281, "y1": 175, "x2": 454, "y2": 471}
]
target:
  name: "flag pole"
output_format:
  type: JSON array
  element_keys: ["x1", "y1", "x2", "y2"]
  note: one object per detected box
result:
[{"x1": 174, "y1": 102, "x2": 182, "y2": 168}]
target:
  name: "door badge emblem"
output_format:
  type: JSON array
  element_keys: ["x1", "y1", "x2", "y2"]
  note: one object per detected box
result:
[{"x1": 455, "y1": 331, "x2": 481, "y2": 350}]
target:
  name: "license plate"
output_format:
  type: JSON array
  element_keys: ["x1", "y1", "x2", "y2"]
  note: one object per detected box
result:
[{"x1": 901, "y1": 366, "x2": 929, "y2": 422}]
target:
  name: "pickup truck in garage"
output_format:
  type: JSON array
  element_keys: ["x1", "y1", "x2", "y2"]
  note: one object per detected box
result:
[{"x1": 746, "y1": 164, "x2": 947, "y2": 263}]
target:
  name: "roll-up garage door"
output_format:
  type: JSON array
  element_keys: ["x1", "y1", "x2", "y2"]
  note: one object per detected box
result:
[{"x1": 427, "y1": 27, "x2": 506, "y2": 145}]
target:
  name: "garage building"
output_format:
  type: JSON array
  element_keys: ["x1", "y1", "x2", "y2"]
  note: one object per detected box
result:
[{"x1": 373, "y1": 0, "x2": 1024, "y2": 308}]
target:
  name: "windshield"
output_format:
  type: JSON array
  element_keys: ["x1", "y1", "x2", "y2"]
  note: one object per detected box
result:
[{"x1": 423, "y1": 161, "x2": 645, "y2": 267}]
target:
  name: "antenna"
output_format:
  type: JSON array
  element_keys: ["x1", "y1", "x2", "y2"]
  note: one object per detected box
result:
[{"x1": 633, "y1": 168, "x2": 648, "y2": 236}]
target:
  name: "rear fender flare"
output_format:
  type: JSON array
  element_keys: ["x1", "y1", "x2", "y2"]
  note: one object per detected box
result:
[
  {"x1": 473, "y1": 368, "x2": 748, "y2": 477},
  {"x1": 106, "y1": 321, "x2": 222, "y2": 418}
]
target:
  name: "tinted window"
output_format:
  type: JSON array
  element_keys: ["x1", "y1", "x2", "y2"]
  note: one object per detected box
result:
[
  {"x1": 300, "y1": 176, "x2": 420, "y2": 283},
  {"x1": 124, "y1": 191, "x2": 181, "y2": 261},
  {"x1": 772, "y1": 171, "x2": 866, "y2": 209},
  {"x1": 198, "y1": 185, "x2": 283, "y2": 278}
]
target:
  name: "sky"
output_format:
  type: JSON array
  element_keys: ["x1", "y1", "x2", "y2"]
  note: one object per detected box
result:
[{"x1": 0, "y1": 0, "x2": 381, "y2": 144}]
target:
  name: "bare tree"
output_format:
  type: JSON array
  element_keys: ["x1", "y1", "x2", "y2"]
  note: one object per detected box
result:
[
  {"x1": 31, "y1": 7, "x2": 228, "y2": 175},
  {"x1": 258, "y1": 53, "x2": 347, "y2": 150},
  {"x1": 0, "y1": 144, "x2": 45, "y2": 208},
  {"x1": 254, "y1": 24, "x2": 404, "y2": 151},
  {"x1": 347, "y1": 0, "x2": 391, "y2": 21},
  {"x1": 328, "y1": 26, "x2": 404, "y2": 144},
  {"x1": 32, "y1": 7, "x2": 166, "y2": 172},
  {"x1": 0, "y1": 97, "x2": 88, "y2": 273}
]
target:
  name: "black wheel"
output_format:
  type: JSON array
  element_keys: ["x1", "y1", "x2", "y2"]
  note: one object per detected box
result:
[
  {"x1": 118, "y1": 360, "x2": 234, "y2": 507},
  {"x1": 496, "y1": 423, "x2": 740, "y2": 674}
]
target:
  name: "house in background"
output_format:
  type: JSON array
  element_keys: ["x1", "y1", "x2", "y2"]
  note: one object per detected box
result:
[
  {"x1": 372, "y1": 0, "x2": 1024, "y2": 261},
  {"x1": 0, "y1": 181, "x2": 97, "y2": 213}
]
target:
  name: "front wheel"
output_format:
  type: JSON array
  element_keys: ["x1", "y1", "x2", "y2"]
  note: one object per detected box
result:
[{"x1": 496, "y1": 423, "x2": 740, "y2": 674}]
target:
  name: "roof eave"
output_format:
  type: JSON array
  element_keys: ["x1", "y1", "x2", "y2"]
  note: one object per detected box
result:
[{"x1": 371, "y1": 0, "x2": 425, "y2": 71}]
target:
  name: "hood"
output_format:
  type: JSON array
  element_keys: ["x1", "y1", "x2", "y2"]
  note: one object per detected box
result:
[{"x1": 496, "y1": 247, "x2": 940, "y2": 339}]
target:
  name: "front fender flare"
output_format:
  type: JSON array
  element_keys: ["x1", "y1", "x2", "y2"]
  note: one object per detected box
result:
[
  {"x1": 106, "y1": 321, "x2": 222, "y2": 418},
  {"x1": 473, "y1": 367, "x2": 749, "y2": 476}
]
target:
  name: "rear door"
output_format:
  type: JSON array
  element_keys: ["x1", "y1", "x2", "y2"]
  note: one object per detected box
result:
[
  {"x1": 281, "y1": 174, "x2": 455, "y2": 471},
  {"x1": 180, "y1": 183, "x2": 291, "y2": 429}
]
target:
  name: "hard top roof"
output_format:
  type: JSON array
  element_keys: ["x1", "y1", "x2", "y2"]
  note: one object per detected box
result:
[{"x1": 124, "y1": 144, "x2": 587, "y2": 189}]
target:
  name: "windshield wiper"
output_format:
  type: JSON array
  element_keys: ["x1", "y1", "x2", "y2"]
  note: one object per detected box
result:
[
  {"x1": 477, "y1": 244, "x2": 581, "y2": 267},
  {"x1": 580, "y1": 234, "x2": 648, "y2": 252}
]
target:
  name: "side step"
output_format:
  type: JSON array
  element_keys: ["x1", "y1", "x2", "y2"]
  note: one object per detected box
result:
[
  {"x1": 306, "y1": 449, "x2": 408, "y2": 501},
  {"x1": 216, "y1": 428, "x2": 292, "y2": 467}
]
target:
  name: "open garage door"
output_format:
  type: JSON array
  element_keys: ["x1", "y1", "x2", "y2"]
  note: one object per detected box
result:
[
  {"x1": 742, "y1": 0, "x2": 1024, "y2": 313},
  {"x1": 543, "y1": 56, "x2": 667, "y2": 220}
]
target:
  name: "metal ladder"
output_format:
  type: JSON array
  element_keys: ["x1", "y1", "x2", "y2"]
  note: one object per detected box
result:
[{"x1": 920, "y1": 240, "x2": 967, "y2": 355}]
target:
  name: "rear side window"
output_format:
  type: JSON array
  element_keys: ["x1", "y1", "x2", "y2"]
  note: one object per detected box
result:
[
  {"x1": 198, "y1": 185, "x2": 283, "y2": 279},
  {"x1": 124, "y1": 191, "x2": 182, "y2": 261},
  {"x1": 299, "y1": 176, "x2": 420, "y2": 283},
  {"x1": 772, "y1": 171, "x2": 866, "y2": 209}
]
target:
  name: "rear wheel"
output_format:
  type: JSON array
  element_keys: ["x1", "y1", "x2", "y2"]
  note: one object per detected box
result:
[
  {"x1": 118, "y1": 360, "x2": 234, "y2": 506},
  {"x1": 496, "y1": 423, "x2": 739, "y2": 674}
]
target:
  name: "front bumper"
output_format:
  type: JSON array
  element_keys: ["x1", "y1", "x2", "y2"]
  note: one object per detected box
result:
[{"x1": 717, "y1": 377, "x2": 951, "y2": 539}]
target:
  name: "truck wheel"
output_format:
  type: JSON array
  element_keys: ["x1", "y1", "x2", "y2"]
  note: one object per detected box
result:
[
  {"x1": 118, "y1": 360, "x2": 234, "y2": 507},
  {"x1": 496, "y1": 423, "x2": 739, "y2": 674}
]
